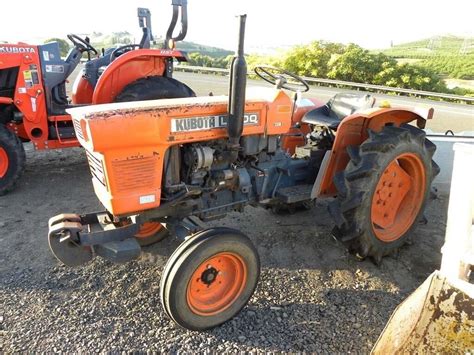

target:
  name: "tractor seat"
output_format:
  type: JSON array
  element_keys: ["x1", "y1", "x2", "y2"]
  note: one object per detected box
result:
[{"x1": 302, "y1": 93, "x2": 375, "y2": 130}]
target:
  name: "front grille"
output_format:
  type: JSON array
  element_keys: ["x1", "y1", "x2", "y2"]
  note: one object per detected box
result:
[
  {"x1": 86, "y1": 151, "x2": 107, "y2": 187},
  {"x1": 73, "y1": 118, "x2": 84, "y2": 140},
  {"x1": 112, "y1": 156, "x2": 157, "y2": 192}
]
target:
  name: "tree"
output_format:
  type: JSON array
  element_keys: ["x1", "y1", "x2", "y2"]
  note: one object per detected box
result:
[
  {"x1": 277, "y1": 41, "x2": 345, "y2": 78},
  {"x1": 44, "y1": 38, "x2": 70, "y2": 57},
  {"x1": 327, "y1": 44, "x2": 394, "y2": 83}
]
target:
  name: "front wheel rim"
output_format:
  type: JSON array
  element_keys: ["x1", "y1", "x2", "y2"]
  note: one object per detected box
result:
[
  {"x1": 186, "y1": 252, "x2": 247, "y2": 316},
  {"x1": 371, "y1": 153, "x2": 426, "y2": 242},
  {"x1": 134, "y1": 222, "x2": 163, "y2": 239},
  {"x1": 0, "y1": 147, "x2": 9, "y2": 178}
]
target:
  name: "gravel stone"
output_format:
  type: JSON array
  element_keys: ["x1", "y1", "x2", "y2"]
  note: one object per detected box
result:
[{"x1": 0, "y1": 147, "x2": 447, "y2": 352}]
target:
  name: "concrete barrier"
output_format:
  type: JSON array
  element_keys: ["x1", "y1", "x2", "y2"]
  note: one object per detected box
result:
[{"x1": 428, "y1": 132, "x2": 474, "y2": 195}]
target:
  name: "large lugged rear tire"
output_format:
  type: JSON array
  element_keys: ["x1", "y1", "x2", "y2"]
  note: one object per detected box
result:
[
  {"x1": 114, "y1": 76, "x2": 196, "y2": 102},
  {"x1": 329, "y1": 125, "x2": 440, "y2": 264},
  {"x1": 0, "y1": 125, "x2": 26, "y2": 195}
]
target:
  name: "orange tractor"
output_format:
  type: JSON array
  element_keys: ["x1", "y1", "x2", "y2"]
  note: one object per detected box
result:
[
  {"x1": 49, "y1": 15, "x2": 439, "y2": 330},
  {"x1": 0, "y1": 1, "x2": 193, "y2": 195}
]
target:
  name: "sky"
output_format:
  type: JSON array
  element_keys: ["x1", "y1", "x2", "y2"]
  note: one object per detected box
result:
[{"x1": 1, "y1": 0, "x2": 473, "y2": 52}]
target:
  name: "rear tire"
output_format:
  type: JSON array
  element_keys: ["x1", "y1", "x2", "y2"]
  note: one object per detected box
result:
[
  {"x1": 115, "y1": 76, "x2": 195, "y2": 245},
  {"x1": 160, "y1": 228, "x2": 260, "y2": 330},
  {"x1": 0, "y1": 125, "x2": 26, "y2": 195},
  {"x1": 114, "y1": 76, "x2": 195, "y2": 102},
  {"x1": 329, "y1": 125, "x2": 440, "y2": 264}
]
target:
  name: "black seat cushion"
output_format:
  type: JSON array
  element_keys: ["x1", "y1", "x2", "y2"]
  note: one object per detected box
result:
[{"x1": 302, "y1": 93, "x2": 375, "y2": 130}]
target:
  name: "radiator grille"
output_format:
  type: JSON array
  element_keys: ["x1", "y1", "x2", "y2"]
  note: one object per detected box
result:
[
  {"x1": 112, "y1": 156, "x2": 157, "y2": 192},
  {"x1": 73, "y1": 119, "x2": 84, "y2": 140},
  {"x1": 86, "y1": 151, "x2": 107, "y2": 188}
]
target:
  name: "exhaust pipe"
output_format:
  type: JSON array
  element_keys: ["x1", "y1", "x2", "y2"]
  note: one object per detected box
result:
[{"x1": 227, "y1": 14, "x2": 247, "y2": 153}]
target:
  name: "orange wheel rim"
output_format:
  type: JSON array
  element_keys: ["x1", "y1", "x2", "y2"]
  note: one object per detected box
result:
[
  {"x1": 371, "y1": 153, "x2": 426, "y2": 242},
  {"x1": 0, "y1": 147, "x2": 8, "y2": 178},
  {"x1": 187, "y1": 252, "x2": 247, "y2": 316},
  {"x1": 135, "y1": 221, "x2": 163, "y2": 239}
]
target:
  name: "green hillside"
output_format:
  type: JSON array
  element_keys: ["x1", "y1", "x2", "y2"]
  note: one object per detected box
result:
[
  {"x1": 380, "y1": 35, "x2": 474, "y2": 58},
  {"x1": 175, "y1": 41, "x2": 232, "y2": 57},
  {"x1": 378, "y1": 36, "x2": 474, "y2": 80}
]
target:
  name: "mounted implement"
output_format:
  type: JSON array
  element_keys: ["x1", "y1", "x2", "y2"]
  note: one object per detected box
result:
[
  {"x1": 0, "y1": 0, "x2": 192, "y2": 195},
  {"x1": 49, "y1": 14, "x2": 439, "y2": 330}
]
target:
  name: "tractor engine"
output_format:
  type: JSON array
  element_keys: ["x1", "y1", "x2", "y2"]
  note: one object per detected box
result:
[{"x1": 160, "y1": 132, "x2": 317, "y2": 222}]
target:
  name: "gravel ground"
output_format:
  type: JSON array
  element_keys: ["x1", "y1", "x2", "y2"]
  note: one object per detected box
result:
[{"x1": 0, "y1": 147, "x2": 448, "y2": 352}]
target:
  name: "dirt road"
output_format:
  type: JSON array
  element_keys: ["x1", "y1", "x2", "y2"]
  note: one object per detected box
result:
[{"x1": 0, "y1": 146, "x2": 448, "y2": 352}]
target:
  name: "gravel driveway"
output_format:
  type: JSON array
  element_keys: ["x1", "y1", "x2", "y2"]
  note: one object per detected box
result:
[{"x1": 0, "y1": 147, "x2": 447, "y2": 352}]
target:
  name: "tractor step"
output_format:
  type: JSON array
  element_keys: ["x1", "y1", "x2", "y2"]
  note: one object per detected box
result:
[{"x1": 276, "y1": 184, "x2": 313, "y2": 204}]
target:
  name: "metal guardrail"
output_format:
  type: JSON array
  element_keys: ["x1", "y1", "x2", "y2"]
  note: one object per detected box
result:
[{"x1": 175, "y1": 65, "x2": 474, "y2": 103}]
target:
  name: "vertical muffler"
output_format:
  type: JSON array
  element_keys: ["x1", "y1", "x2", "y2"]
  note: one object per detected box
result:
[{"x1": 227, "y1": 14, "x2": 247, "y2": 155}]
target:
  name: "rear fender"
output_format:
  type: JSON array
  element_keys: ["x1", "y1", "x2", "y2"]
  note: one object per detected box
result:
[
  {"x1": 71, "y1": 70, "x2": 94, "y2": 104},
  {"x1": 315, "y1": 107, "x2": 433, "y2": 198},
  {"x1": 92, "y1": 49, "x2": 187, "y2": 104}
]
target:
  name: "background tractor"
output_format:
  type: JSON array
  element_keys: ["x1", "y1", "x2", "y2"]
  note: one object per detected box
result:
[
  {"x1": 49, "y1": 15, "x2": 439, "y2": 331},
  {"x1": 0, "y1": 1, "x2": 193, "y2": 196}
]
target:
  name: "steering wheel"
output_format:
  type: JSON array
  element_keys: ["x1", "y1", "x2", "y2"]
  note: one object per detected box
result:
[
  {"x1": 110, "y1": 44, "x2": 140, "y2": 61},
  {"x1": 254, "y1": 65, "x2": 309, "y2": 92},
  {"x1": 67, "y1": 34, "x2": 98, "y2": 54}
]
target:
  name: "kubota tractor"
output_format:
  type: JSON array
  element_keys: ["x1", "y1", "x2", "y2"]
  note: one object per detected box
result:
[
  {"x1": 49, "y1": 15, "x2": 439, "y2": 330},
  {"x1": 0, "y1": 1, "x2": 194, "y2": 196}
]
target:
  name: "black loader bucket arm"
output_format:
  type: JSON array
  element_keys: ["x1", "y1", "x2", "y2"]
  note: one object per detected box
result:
[{"x1": 165, "y1": 0, "x2": 188, "y2": 49}]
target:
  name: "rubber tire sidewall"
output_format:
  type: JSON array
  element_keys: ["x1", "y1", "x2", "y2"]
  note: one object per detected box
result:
[
  {"x1": 114, "y1": 76, "x2": 196, "y2": 103},
  {"x1": 352, "y1": 136, "x2": 432, "y2": 252},
  {"x1": 0, "y1": 125, "x2": 26, "y2": 195},
  {"x1": 162, "y1": 230, "x2": 260, "y2": 331}
]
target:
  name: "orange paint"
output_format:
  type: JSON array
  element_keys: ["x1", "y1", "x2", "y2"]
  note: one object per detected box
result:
[
  {"x1": 186, "y1": 252, "x2": 247, "y2": 316},
  {"x1": 135, "y1": 221, "x2": 163, "y2": 238},
  {"x1": 317, "y1": 109, "x2": 429, "y2": 197},
  {"x1": 71, "y1": 92, "x2": 293, "y2": 215},
  {"x1": 1, "y1": 43, "x2": 185, "y2": 151},
  {"x1": 72, "y1": 75, "x2": 94, "y2": 104},
  {"x1": 92, "y1": 50, "x2": 170, "y2": 104},
  {"x1": 0, "y1": 147, "x2": 8, "y2": 178},
  {"x1": 371, "y1": 153, "x2": 426, "y2": 242}
]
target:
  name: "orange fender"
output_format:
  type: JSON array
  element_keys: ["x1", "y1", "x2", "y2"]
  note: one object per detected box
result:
[
  {"x1": 316, "y1": 107, "x2": 433, "y2": 198},
  {"x1": 92, "y1": 49, "x2": 186, "y2": 104},
  {"x1": 71, "y1": 72, "x2": 94, "y2": 104}
]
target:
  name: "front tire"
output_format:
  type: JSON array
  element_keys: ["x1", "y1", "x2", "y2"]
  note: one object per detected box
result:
[
  {"x1": 160, "y1": 228, "x2": 260, "y2": 330},
  {"x1": 0, "y1": 125, "x2": 26, "y2": 195},
  {"x1": 329, "y1": 125, "x2": 440, "y2": 264}
]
